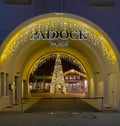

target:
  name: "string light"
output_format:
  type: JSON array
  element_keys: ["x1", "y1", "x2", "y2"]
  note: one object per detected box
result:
[
  {"x1": 1, "y1": 17, "x2": 115, "y2": 66},
  {"x1": 31, "y1": 54, "x2": 86, "y2": 74}
]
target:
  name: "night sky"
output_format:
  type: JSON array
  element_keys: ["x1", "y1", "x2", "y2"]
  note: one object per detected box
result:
[{"x1": 33, "y1": 58, "x2": 82, "y2": 76}]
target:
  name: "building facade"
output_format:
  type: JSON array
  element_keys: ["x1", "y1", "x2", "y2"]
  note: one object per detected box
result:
[
  {"x1": 0, "y1": 0, "x2": 120, "y2": 110},
  {"x1": 64, "y1": 69, "x2": 87, "y2": 93}
]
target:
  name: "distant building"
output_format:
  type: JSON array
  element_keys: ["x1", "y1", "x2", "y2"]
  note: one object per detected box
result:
[
  {"x1": 30, "y1": 69, "x2": 87, "y2": 93},
  {"x1": 64, "y1": 69, "x2": 87, "y2": 93}
]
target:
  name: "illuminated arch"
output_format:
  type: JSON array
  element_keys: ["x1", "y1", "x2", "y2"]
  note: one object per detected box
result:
[
  {"x1": 0, "y1": 13, "x2": 119, "y2": 79},
  {"x1": 0, "y1": 13, "x2": 120, "y2": 108},
  {"x1": 25, "y1": 52, "x2": 89, "y2": 79},
  {"x1": 0, "y1": 13, "x2": 118, "y2": 66}
]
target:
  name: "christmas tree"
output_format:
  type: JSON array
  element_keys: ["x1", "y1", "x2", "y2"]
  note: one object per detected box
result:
[{"x1": 50, "y1": 54, "x2": 66, "y2": 94}]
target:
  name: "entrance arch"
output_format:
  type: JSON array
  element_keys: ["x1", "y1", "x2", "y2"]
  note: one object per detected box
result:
[{"x1": 0, "y1": 13, "x2": 119, "y2": 109}]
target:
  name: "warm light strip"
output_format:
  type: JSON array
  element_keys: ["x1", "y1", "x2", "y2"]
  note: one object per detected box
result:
[{"x1": 0, "y1": 17, "x2": 116, "y2": 64}]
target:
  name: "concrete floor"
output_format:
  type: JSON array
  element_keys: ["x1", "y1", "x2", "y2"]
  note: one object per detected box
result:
[
  {"x1": 0, "y1": 111, "x2": 120, "y2": 126},
  {"x1": 0, "y1": 92, "x2": 119, "y2": 126},
  {"x1": 24, "y1": 98, "x2": 100, "y2": 113}
]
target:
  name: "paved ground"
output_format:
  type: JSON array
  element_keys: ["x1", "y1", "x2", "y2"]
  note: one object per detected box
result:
[
  {"x1": 25, "y1": 98, "x2": 100, "y2": 113},
  {"x1": 1, "y1": 92, "x2": 102, "y2": 113},
  {"x1": 0, "y1": 111, "x2": 120, "y2": 126},
  {"x1": 31, "y1": 91, "x2": 86, "y2": 98},
  {"x1": 0, "y1": 92, "x2": 118, "y2": 126}
]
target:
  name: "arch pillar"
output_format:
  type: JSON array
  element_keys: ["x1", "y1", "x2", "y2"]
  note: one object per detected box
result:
[
  {"x1": 89, "y1": 77, "x2": 94, "y2": 97},
  {"x1": 103, "y1": 72, "x2": 116, "y2": 108},
  {"x1": 94, "y1": 72, "x2": 104, "y2": 97},
  {"x1": 96, "y1": 81, "x2": 104, "y2": 97},
  {"x1": 116, "y1": 71, "x2": 120, "y2": 109},
  {"x1": 8, "y1": 74, "x2": 22, "y2": 105},
  {"x1": 1, "y1": 72, "x2": 5, "y2": 96},
  {"x1": 22, "y1": 78, "x2": 31, "y2": 98},
  {"x1": 94, "y1": 72, "x2": 98, "y2": 97},
  {"x1": 8, "y1": 74, "x2": 15, "y2": 104},
  {"x1": 87, "y1": 80, "x2": 90, "y2": 97}
]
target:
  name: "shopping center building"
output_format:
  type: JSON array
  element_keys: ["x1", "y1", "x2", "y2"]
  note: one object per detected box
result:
[{"x1": 0, "y1": 0, "x2": 120, "y2": 110}]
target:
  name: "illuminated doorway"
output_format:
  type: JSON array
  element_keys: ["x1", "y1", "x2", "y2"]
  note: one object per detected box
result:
[
  {"x1": 29, "y1": 54, "x2": 88, "y2": 97},
  {"x1": 0, "y1": 13, "x2": 119, "y2": 109}
]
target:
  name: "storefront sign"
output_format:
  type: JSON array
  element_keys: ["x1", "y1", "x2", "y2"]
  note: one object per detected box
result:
[{"x1": 30, "y1": 30, "x2": 87, "y2": 46}]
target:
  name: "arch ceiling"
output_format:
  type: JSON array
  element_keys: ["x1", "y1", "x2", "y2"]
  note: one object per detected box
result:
[{"x1": 0, "y1": 13, "x2": 118, "y2": 79}]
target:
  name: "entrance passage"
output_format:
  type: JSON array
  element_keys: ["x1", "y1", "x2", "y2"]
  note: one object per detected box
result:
[
  {"x1": 24, "y1": 98, "x2": 100, "y2": 113},
  {"x1": 29, "y1": 54, "x2": 88, "y2": 95},
  {"x1": 22, "y1": 92, "x2": 103, "y2": 113}
]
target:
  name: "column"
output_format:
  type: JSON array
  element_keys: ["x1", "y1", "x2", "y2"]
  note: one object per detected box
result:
[
  {"x1": 96, "y1": 81, "x2": 104, "y2": 97},
  {"x1": 103, "y1": 75, "x2": 109, "y2": 107},
  {"x1": 4, "y1": 73, "x2": 7, "y2": 96},
  {"x1": 14, "y1": 76, "x2": 20, "y2": 104},
  {"x1": 23, "y1": 80, "x2": 29, "y2": 98},
  {"x1": 103, "y1": 73, "x2": 115, "y2": 107},
  {"x1": 9, "y1": 74, "x2": 14, "y2": 104},
  {"x1": 94, "y1": 72, "x2": 100, "y2": 97},
  {"x1": 116, "y1": 71, "x2": 120, "y2": 109},
  {"x1": 94, "y1": 83, "x2": 97, "y2": 97},
  {"x1": 113, "y1": 73, "x2": 116, "y2": 108},
  {"x1": 6, "y1": 73, "x2": 9, "y2": 96},
  {"x1": 27, "y1": 79, "x2": 31, "y2": 97},
  {"x1": 108, "y1": 73, "x2": 114, "y2": 107},
  {"x1": 89, "y1": 78, "x2": 94, "y2": 97},
  {"x1": 0, "y1": 72, "x2": 1, "y2": 96},
  {"x1": 87, "y1": 79, "x2": 90, "y2": 97},
  {"x1": 1, "y1": 72, "x2": 5, "y2": 96}
]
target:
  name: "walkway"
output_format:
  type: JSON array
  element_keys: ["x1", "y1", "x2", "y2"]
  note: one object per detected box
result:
[
  {"x1": 0, "y1": 92, "x2": 119, "y2": 126},
  {"x1": 0, "y1": 112, "x2": 120, "y2": 126},
  {"x1": 24, "y1": 98, "x2": 100, "y2": 113},
  {"x1": 1, "y1": 92, "x2": 103, "y2": 113},
  {"x1": 23, "y1": 92, "x2": 102, "y2": 113}
]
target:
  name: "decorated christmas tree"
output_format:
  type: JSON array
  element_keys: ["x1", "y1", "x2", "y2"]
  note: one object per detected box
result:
[{"x1": 50, "y1": 54, "x2": 66, "y2": 94}]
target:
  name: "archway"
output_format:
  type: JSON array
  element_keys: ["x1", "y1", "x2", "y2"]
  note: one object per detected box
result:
[
  {"x1": 28, "y1": 53, "x2": 88, "y2": 96},
  {"x1": 0, "y1": 13, "x2": 119, "y2": 109}
]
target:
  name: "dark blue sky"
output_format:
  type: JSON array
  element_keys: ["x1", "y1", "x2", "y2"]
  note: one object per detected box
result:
[{"x1": 0, "y1": 0, "x2": 120, "y2": 51}]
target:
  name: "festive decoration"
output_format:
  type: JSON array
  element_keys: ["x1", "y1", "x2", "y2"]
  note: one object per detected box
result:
[
  {"x1": 1, "y1": 17, "x2": 115, "y2": 65},
  {"x1": 50, "y1": 54, "x2": 66, "y2": 94},
  {"x1": 31, "y1": 54, "x2": 86, "y2": 74}
]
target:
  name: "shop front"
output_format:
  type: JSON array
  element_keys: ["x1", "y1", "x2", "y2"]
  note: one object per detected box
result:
[{"x1": 0, "y1": 13, "x2": 120, "y2": 109}]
